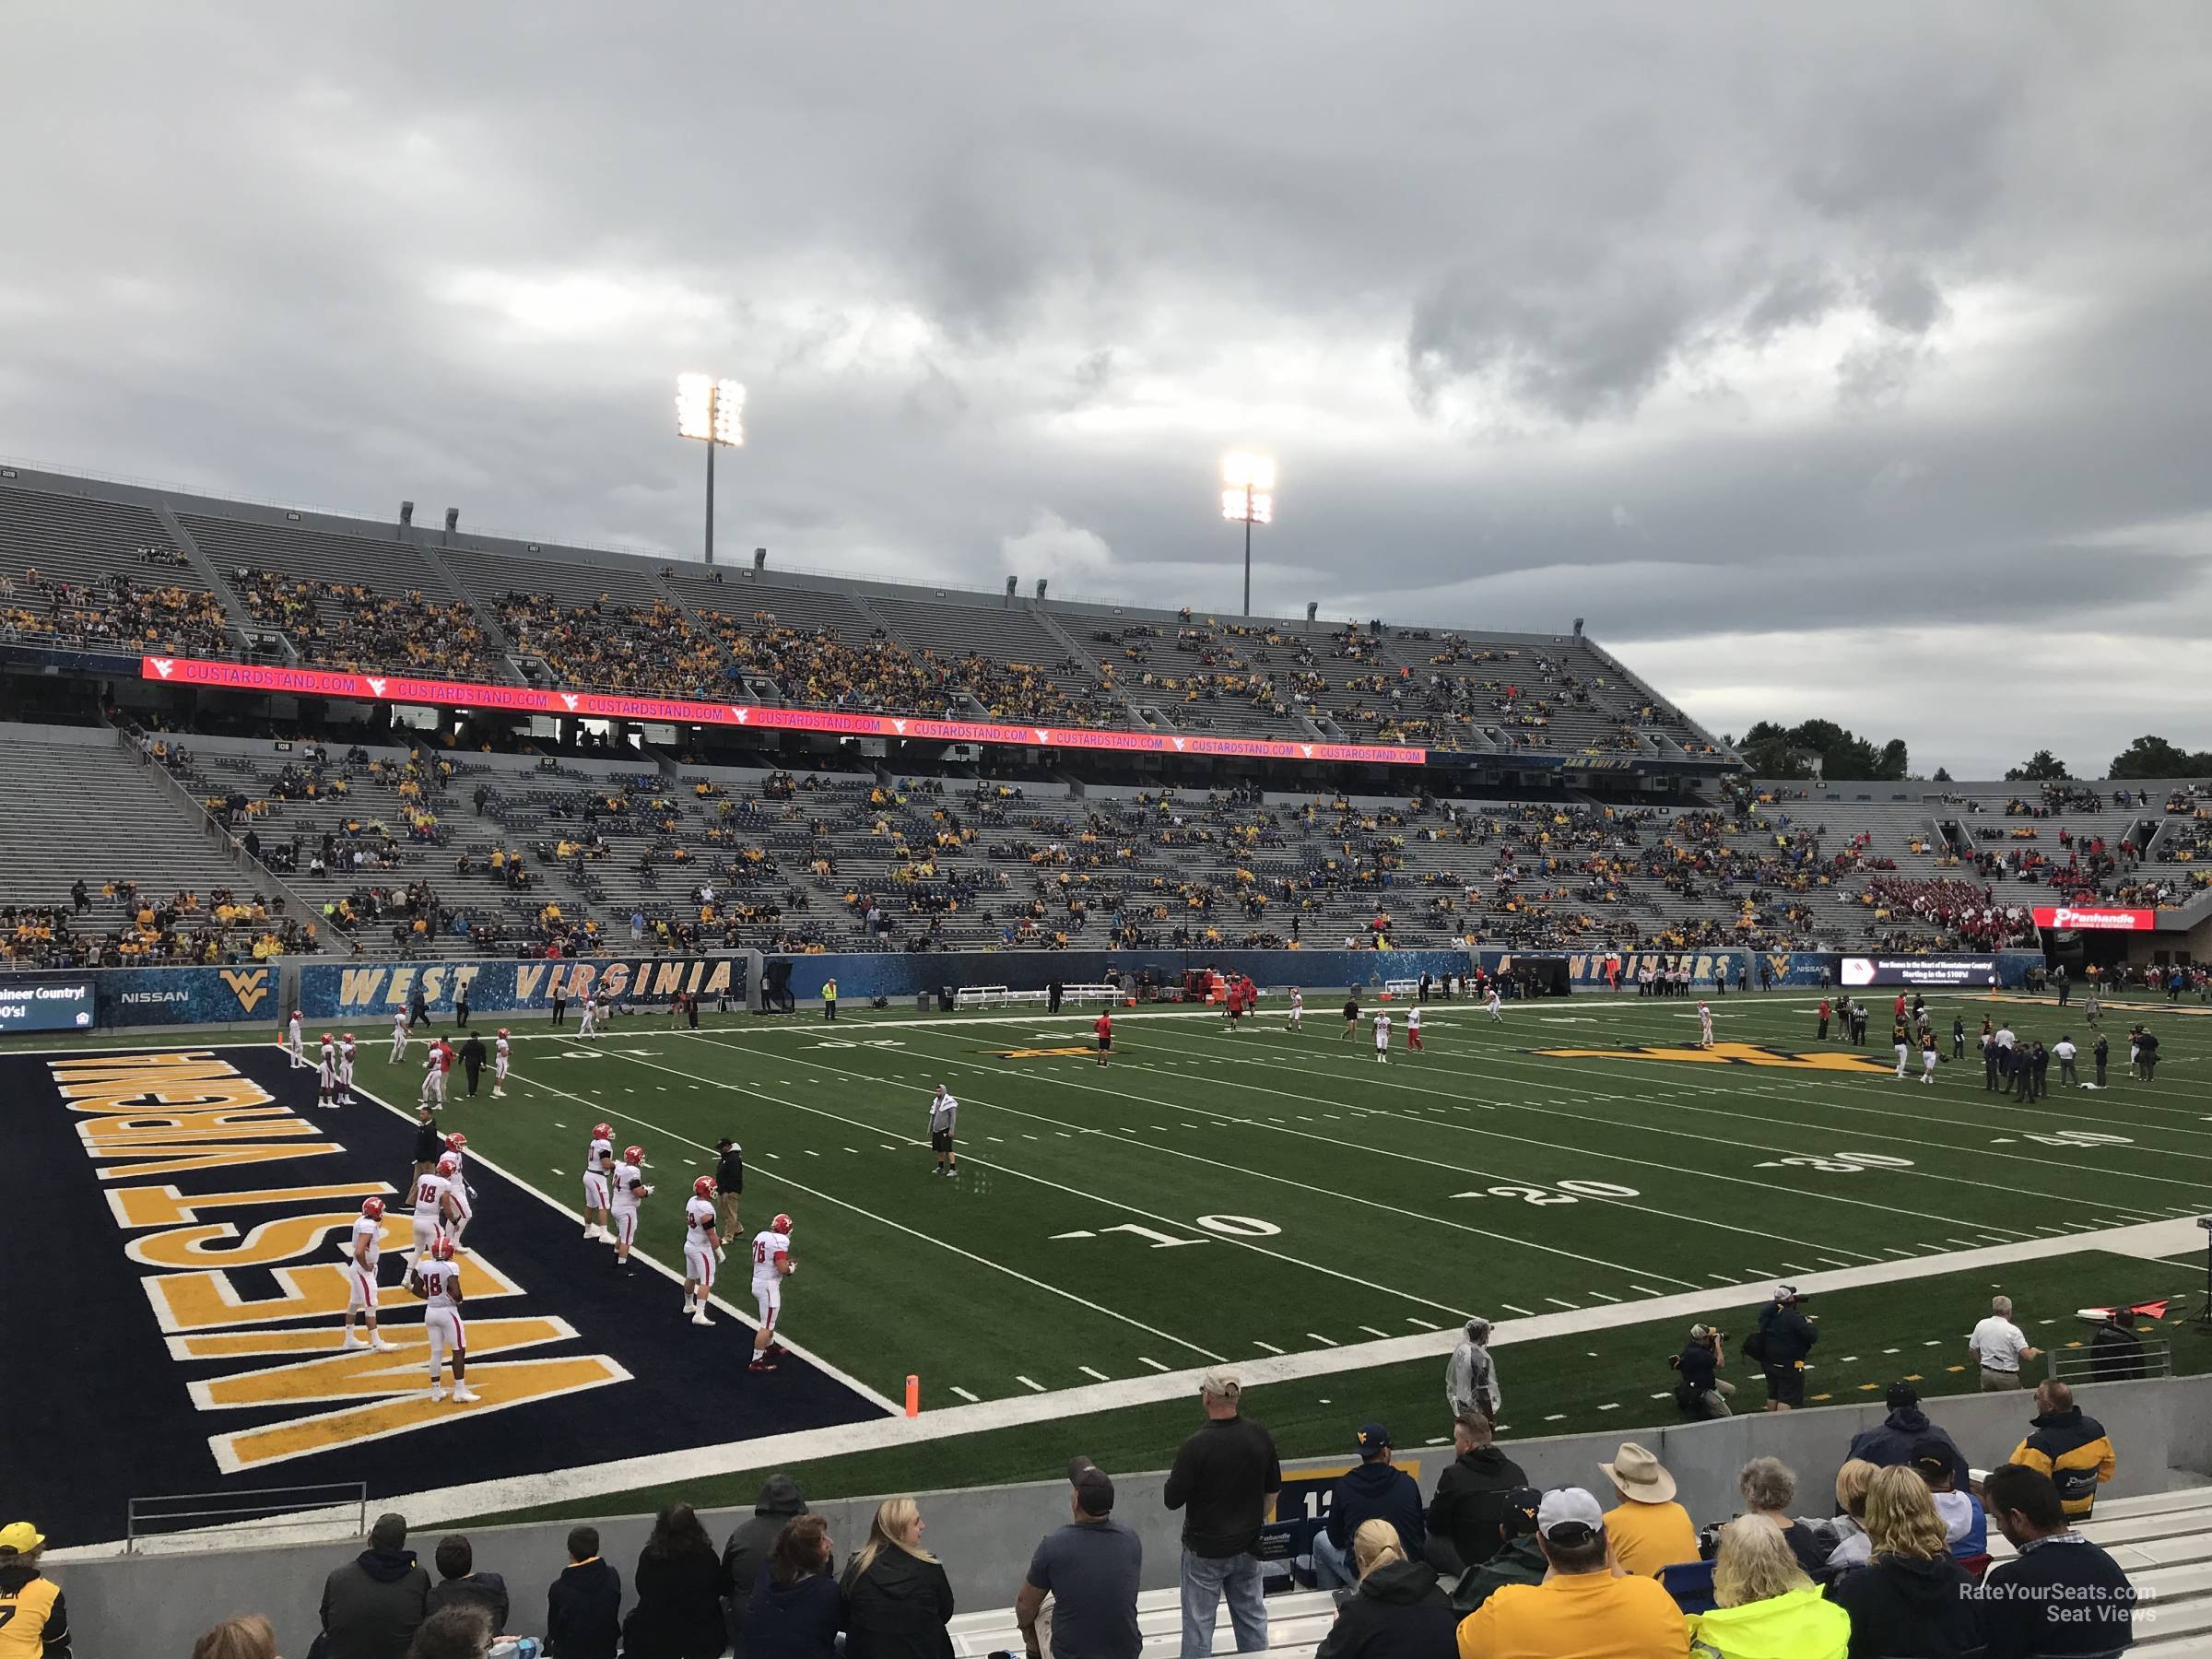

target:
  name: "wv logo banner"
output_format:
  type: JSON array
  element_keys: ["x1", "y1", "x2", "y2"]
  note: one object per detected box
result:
[{"x1": 218, "y1": 967, "x2": 273, "y2": 1015}]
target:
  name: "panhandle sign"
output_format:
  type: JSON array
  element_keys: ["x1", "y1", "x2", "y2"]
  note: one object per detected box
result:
[
  {"x1": 2030, "y1": 905, "x2": 2157, "y2": 932},
  {"x1": 299, "y1": 954, "x2": 747, "y2": 1020}
]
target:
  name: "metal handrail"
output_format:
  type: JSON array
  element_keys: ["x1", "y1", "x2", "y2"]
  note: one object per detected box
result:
[{"x1": 126, "y1": 1480, "x2": 366, "y2": 1551}]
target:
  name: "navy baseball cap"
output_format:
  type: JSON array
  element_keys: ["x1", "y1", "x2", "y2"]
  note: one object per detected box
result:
[{"x1": 1356, "y1": 1423, "x2": 1391, "y2": 1455}]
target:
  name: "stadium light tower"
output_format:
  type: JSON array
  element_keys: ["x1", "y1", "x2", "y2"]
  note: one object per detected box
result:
[
  {"x1": 1221, "y1": 453, "x2": 1275, "y2": 617},
  {"x1": 676, "y1": 374, "x2": 746, "y2": 565}
]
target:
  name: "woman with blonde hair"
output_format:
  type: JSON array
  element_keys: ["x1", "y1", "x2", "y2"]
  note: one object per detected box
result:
[
  {"x1": 1313, "y1": 1520, "x2": 1454, "y2": 1659},
  {"x1": 191, "y1": 1614, "x2": 279, "y2": 1659},
  {"x1": 1828, "y1": 1467, "x2": 1983, "y2": 1658},
  {"x1": 1684, "y1": 1515, "x2": 1847, "y2": 1658},
  {"x1": 841, "y1": 1497, "x2": 955, "y2": 1659}
]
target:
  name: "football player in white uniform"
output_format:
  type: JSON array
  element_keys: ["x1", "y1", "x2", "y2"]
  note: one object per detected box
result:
[
  {"x1": 337, "y1": 1032, "x2": 358, "y2": 1106},
  {"x1": 316, "y1": 1034, "x2": 338, "y2": 1108},
  {"x1": 610, "y1": 1144, "x2": 652, "y2": 1271},
  {"x1": 1371, "y1": 1009, "x2": 1392, "y2": 1064},
  {"x1": 1698, "y1": 1001, "x2": 1714, "y2": 1049},
  {"x1": 682, "y1": 1176, "x2": 722, "y2": 1326},
  {"x1": 409, "y1": 1234, "x2": 477, "y2": 1403},
  {"x1": 390, "y1": 1008, "x2": 411, "y2": 1064},
  {"x1": 441, "y1": 1132, "x2": 475, "y2": 1251},
  {"x1": 1288, "y1": 986, "x2": 1304, "y2": 1031},
  {"x1": 748, "y1": 1213, "x2": 795, "y2": 1371},
  {"x1": 411, "y1": 1155, "x2": 462, "y2": 1260},
  {"x1": 582, "y1": 1123, "x2": 616, "y2": 1241},
  {"x1": 286, "y1": 1008, "x2": 306, "y2": 1068},
  {"x1": 341, "y1": 1196, "x2": 396, "y2": 1351},
  {"x1": 1486, "y1": 986, "x2": 1504, "y2": 1022},
  {"x1": 419, "y1": 1038, "x2": 453, "y2": 1107},
  {"x1": 578, "y1": 994, "x2": 600, "y2": 1039},
  {"x1": 1405, "y1": 1005, "x2": 1423, "y2": 1055},
  {"x1": 491, "y1": 1029, "x2": 511, "y2": 1098}
]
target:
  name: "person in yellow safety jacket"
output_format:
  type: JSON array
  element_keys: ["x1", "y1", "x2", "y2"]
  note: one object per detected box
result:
[
  {"x1": 0, "y1": 1522, "x2": 70, "y2": 1659},
  {"x1": 822, "y1": 978, "x2": 838, "y2": 1022},
  {"x1": 2008, "y1": 1380, "x2": 2117, "y2": 1519},
  {"x1": 1686, "y1": 1515, "x2": 1849, "y2": 1659}
]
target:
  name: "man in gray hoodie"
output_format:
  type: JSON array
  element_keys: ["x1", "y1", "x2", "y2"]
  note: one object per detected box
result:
[
  {"x1": 1445, "y1": 1318, "x2": 1500, "y2": 1425},
  {"x1": 722, "y1": 1474, "x2": 813, "y2": 1654},
  {"x1": 320, "y1": 1512, "x2": 430, "y2": 1659}
]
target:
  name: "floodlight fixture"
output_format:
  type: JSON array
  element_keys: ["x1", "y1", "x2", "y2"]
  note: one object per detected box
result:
[
  {"x1": 1220, "y1": 452, "x2": 1277, "y2": 616},
  {"x1": 675, "y1": 373, "x2": 747, "y2": 564}
]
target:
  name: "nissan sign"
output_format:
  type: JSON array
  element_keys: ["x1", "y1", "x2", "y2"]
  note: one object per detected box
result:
[{"x1": 2030, "y1": 905, "x2": 2157, "y2": 931}]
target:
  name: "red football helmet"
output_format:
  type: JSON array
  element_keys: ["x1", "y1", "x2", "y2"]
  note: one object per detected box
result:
[
  {"x1": 771, "y1": 1213, "x2": 794, "y2": 1234},
  {"x1": 445, "y1": 1132, "x2": 467, "y2": 1150},
  {"x1": 361, "y1": 1196, "x2": 385, "y2": 1219},
  {"x1": 437, "y1": 1153, "x2": 459, "y2": 1177},
  {"x1": 693, "y1": 1176, "x2": 716, "y2": 1198},
  {"x1": 623, "y1": 1145, "x2": 644, "y2": 1165},
  {"x1": 593, "y1": 1122, "x2": 613, "y2": 1140},
  {"x1": 497, "y1": 1027, "x2": 509, "y2": 1038},
  {"x1": 343, "y1": 1032, "x2": 354, "y2": 1041},
  {"x1": 322, "y1": 1033, "x2": 334, "y2": 1044},
  {"x1": 429, "y1": 1234, "x2": 457, "y2": 1261}
]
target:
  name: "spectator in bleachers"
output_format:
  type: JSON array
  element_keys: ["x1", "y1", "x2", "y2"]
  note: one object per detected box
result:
[
  {"x1": 1312, "y1": 1520, "x2": 1454, "y2": 1659},
  {"x1": 624, "y1": 1501, "x2": 731, "y2": 1659},
  {"x1": 839, "y1": 1497, "x2": 955, "y2": 1659},
  {"x1": 1823, "y1": 1460, "x2": 1879, "y2": 1571},
  {"x1": 1163, "y1": 1369, "x2": 1280, "y2": 1657},
  {"x1": 1910, "y1": 1441, "x2": 1987, "y2": 1560},
  {"x1": 1683, "y1": 1514, "x2": 1849, "y2": 1658},
  {"x1": 1423, "y1": 1415, "x2": 1527, "y2": 1578},
  {"x1": 1735, "y1": 1458, "x2": 1830, "y2": 1575},
  {"x1": 2007, "y1": 1381, "x2": 2117, "y2": 1521},
  {"x1": 405, "y1": 1605, "x2": 494, "y2": 1659},
  {"x1": 192, "y1": 1612, "x2": 276, "y2": 1659},
  {"x1": 1845, "y1": 1384, "x2": 1969, "y2": 1488},
  {"x1": 723, "y1": 1475, "x2": 817, "y2": 1652},
  {"x1": 745, "y1": 1515, "x2": 841, "y2": 1659},
  {"x1": 1312, "y1": 1424, "x2": 1426, "y2": 1589},
  {"x1": 425, "y1": 1535, "x2": 509, "y2": 1635},
  {"x1": 0, "y1": 1521, "x2": 69, "y2": 1659},
  {"x1": 1453, "y1": 1487, "x2": 1685, "y2": 1658},
  {"x1": 545, "y1": 1524, "x2": 622, "y2": 1659},
  {"x1": 1596, "y1": 1443, "x2": 1700, "y2": 1579},
  {"x1": 319, "y1": 1512, "x2": 431, "y2": 1659},
  {"x1": 1014, "y1": 1458, "x2": 1141, "y2": 1659},
  {"x1": 1978, "y1": 1463, "x2": 2135, "y2": 1657},
  {"x1": 1825, "y1": 1468, "x2": 1982, "y2": 1658},
  {"x1": 1444, "y1": 1488, "x2": 1544, "y2": 1615}
]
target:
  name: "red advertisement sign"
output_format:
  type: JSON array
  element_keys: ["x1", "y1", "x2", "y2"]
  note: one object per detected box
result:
[
  {"x1": 140, "y1": 655, "x2": 1428, "y2": 766},
  {"x1": 2030, "y1": 904, "x2": 2158, "y2": 931}
]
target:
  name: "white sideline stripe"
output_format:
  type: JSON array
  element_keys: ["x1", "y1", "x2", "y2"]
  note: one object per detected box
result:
[{"x1": 273, "y1": 1212, "x2": 2210, "y2": 1539}]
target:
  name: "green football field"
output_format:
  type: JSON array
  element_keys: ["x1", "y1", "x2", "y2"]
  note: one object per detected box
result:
[{"x1": 324, "y1": 984, "x2": 2211, "y2": 1422}]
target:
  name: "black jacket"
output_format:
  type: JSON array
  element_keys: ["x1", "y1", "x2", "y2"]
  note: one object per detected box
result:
[
  {"x1": 546, "y1": 1556, "x2": 623, "y2": 1659},
  {"x1": 718, "y1": 1147, "x2": 747, "y2": 1194},
  {"x1": 413, "y1": 1117, "x2": 443, "y2": 1163},
  {"x1": 1164, "y1": 1415, "x2": 1282, "y2": 1558},
  {"x1": 427, "y1": 1571, "x2": 511, "y2": 1635},
  {"x1": 745, "y1": 1568, "x2": 842, "y2": 1659},
  {"x1": 1757, "y1": 1299, "x2": 1818, "y2": 1365},
  {"x1": 627, "y1": 1539, "x2": 734, "y2": 1659},
  {"x1": 1980, "y1": 1534, "x2": 2135, "y2": 1657},
  {"x1": 724, "y1": 1474, "x2": 813, "y2": 1652},
  {"x1": 1325, "y1": 1460, "x2": 1427, "y2": 1558},
  {"x1": 460, "y1": 1036, "x2": 487, "y2": 1072},
  {"x1": 1312, "y1": 1558, "x2": 1456, "y2": 1659},
  {"x1": 320, "y1": 1546, "x2": 431, "y2": 1659},
  {"x1": 1828, "y1": 1552, "x2": 1983, "y2": 1659},
  {"x1": 841, "y1": 1547, "x2": 955, "y2": 1659},
  {"x1": 1423, "y1": 1445, "x2": 1528, "y2": 1573},
  {"x1": 1846, "y1": 1407, "x2": 1971, "y2": 1488}
]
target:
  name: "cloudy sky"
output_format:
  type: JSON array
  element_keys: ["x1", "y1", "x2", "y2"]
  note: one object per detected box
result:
[{"x1": 4, "y1": 4, "x2": 2208, "y2": 776}]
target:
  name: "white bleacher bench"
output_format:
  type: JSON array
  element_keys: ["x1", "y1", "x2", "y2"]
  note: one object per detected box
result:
[
  {"x1": 1382, "y1": 978, "x2": 1420, "y2": 997},
  {"x1": 953, "y1": 984, "x2": 1119, "y2": 1010},
  {"x1": 1982, "y1": 1483, "x2": 2212, "y2": 1653},
  {"x1": 949, "y1": 1585, "x2": 1339, "y2": 1659}
]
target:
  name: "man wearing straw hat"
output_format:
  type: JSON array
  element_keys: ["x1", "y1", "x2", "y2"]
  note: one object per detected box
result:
[{"x1": 1595, "y1": 1443, "x2": 1700, "y2": 1578}]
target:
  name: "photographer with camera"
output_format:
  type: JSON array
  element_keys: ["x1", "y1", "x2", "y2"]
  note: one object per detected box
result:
[
  {"x1": 1670, "y1": 1323, "x2": 1736, "y2": 1420},
  {"x1": 1746, "y1": 1286, "x2": 1817, "y2": 1412}
]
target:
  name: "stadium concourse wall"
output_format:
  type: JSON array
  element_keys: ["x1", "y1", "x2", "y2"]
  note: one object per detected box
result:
[
  {"x1": 0, "y1": 947, "x2": 2049, "y2": 1038},
  {"x1": 50, "y1": 1371, "x2": 2212, "y2": 1659}
]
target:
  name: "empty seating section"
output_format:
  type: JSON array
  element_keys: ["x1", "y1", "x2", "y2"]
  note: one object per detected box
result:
[
  {"x1": 0, "y1": 482, "x2": 231, "y2": 654},
  {"x1": 182, "y1": 512, "x2": 494, "y2": 677},
  {"x1": 0, "y1": 730, "x2": 290, "y2": 966}
]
